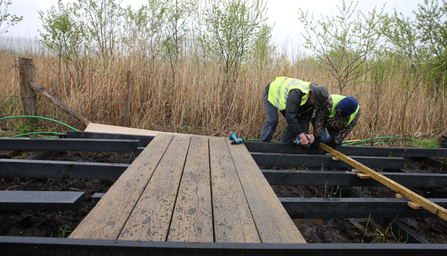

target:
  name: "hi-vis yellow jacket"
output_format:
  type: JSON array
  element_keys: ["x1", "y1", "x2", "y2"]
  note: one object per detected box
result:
[
  {"x1": 329, "y1": 94, "x2": 359, "y2": 127},
  {"x1": 267, "y1": 77, "x2": 310, "y2": 111}
]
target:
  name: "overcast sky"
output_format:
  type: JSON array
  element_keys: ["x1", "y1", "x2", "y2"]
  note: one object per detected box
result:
[{"x1": 4, "y1": 0, "x2": 423, "y2": 50}]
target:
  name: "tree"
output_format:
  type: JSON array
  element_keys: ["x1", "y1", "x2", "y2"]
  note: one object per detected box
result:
[
  {"x1": 381, "y1": 0, "x2": 447, "y2": 96},
  {"x1": 39, "y1": 0, "x2": 125, "y2": 64},
  {"x1": 0, "y1": 0, "x2": 23, "y2": 34},
  {"x1": 121, "y1": 0, "x2": 167, "y2": 64},
  {"x1": 200, "y1": 0, "x2": 269, "y2": 83},
  {"x1": 38, "y1": 1, "x2": 88, "y2": 73},
  {"x1": 162, "y1": 0, "x2": 198, "y2": 80},
  {"x1": 298, "y1": 0, "x2": 384, "y2": 93}
]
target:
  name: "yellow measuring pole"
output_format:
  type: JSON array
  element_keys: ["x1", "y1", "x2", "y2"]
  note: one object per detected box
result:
[{"x1": 319, "y1": 143, "x2": 447, "y2": 221}]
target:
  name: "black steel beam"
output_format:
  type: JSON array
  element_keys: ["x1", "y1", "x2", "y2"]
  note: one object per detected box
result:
[
  {"x1": 262, "y1": 170, "x2": 447, "y2": 188},
  {"x1": 0, "y1": 138, "x2": 139, "y2": 152},
  {"x1": 0, "y1": 159, "x2": 128, "y2": 181},
  {"x1": 4, "y1": 159, "x2": 439, "y2": 187},
  {"x1": 377, "y1": 219, "x2": 430, "y2": 244},
  {"x1": 410, "y1": 157, "x2": 446, "y2": 169},
  {"x1": 245, "y1": 141, "x2": 447, "y2": 157},
  {"x1": 64, "y1": 130, "x2": 154, "y2": 147},
  {"x1": 280, "y1": 197, "x2": 447, "y2": 219},
  {"x1": 0, "y1": 191, "x2": 85, "y2": 210},
  {"x1": 1, "y1": 236, "x2": 447, "y2": 256},
  {"x1": 252, "y1": 153, "x2": 404, "y2": 169}
]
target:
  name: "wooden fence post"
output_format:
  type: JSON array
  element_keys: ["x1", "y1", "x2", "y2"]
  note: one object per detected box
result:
[
  {"x1": 18, "y1": 58, "x2": 36, "y2": 123},
  {"x1": 124, "y1": 71, "x2": 132, "y2": 127}
]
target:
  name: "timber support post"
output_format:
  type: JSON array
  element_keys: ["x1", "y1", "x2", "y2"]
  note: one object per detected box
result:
[
  {"x1": 124, "y1": 71, "x2": 132, "y2": 127},
  {"x1": 18, "y1": 57, "x2": 36, "y2": 123}
]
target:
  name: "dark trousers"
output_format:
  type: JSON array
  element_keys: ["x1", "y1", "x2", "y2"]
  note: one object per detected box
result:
[{"x1": 259, "y1": 84, "x2": 297, "y2": 143}]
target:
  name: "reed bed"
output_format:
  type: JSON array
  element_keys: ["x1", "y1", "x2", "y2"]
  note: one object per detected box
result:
[{"x1": 1, "y1": 46, "x2": 446, "y2": 143}]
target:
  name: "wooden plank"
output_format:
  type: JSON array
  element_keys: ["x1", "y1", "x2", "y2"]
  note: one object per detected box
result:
[
  {"x1": 209, "y1": 137, "x2": 260, "y2": 243},
  {"x1": 85, "y1": 123, "x2": 172, "y2": 136},
  {"x1": 119, "y1": 135, "x2": 191, "y2": 241},
  {"x1": 319, "y1": 143, "x2": 447, "y2": 222},
  {"x1": 167, "y1": 136, "x2": 213, "y2": 242},
  {"x1": 69, "y1": 134, "x2": 174, "y2": 240},
  {"x1": 29, "y1": 82, "x2": 90, "y2": 127},
  {"x1": 227, "y1": 139, "x2": 306, "y2": 244}
]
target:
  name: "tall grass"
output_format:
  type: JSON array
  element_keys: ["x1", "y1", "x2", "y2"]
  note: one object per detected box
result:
[{"x1": 1, "y1": 39, "x2": 446, "y2": 142}]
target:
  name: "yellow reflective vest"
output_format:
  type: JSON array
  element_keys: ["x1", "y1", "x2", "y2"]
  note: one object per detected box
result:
[
  {"x1": 329, "y1": 94, "x2": 359, "y2": 127},
  {"x1": 267, "y1": 77, "x2": 311, "y2": 111}
]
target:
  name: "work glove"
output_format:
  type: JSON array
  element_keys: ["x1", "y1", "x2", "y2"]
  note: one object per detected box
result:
[{"x1": 310, "y1": 137, "x2": 320, "y2": 149}]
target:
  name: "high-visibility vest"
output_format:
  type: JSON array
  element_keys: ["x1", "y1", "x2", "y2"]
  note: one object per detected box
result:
[
  {"x1": 329, "y1": 94, "x2": 359, "y2": 127},
  {"x1": 267, "y1": 77, "x2": 310, "y2": 111}
]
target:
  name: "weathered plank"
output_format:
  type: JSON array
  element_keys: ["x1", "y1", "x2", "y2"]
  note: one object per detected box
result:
[
  {"x1": 69, "y1": 134, "x2": 174, "y2": 240},
  {"x1": 167, "y1": 136, "x2": 213, "y2": 242},
  {"x1": 227, "y1": 139, "x2": 306, "y2": 244},
  {"x1": 209, "y1": 137, "x2": 260, "y2": 243},
  {"x1": 119, "y1": 135, "x2": 191, "y2": 241}
]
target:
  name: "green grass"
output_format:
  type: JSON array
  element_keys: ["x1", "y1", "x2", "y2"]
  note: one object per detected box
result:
[{"x1": 409, "y1": 138, "x2": 441, "y2": 148}]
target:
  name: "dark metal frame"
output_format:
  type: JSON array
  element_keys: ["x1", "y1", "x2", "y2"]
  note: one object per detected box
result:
[
  {"x1": 1, "y1": 236, "x2": 447, "y2": 256},
  {"x1": 1, "y1": 131, "x2": 447, "y2": 254}
]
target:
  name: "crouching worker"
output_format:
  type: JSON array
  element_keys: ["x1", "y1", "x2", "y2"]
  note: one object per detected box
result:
[
  {"x1": 311, "y1": 95, "x2": 360, "y2": 148},
  {"x1": 259, "y1": 76, "x2": 329, "y2": 146}
]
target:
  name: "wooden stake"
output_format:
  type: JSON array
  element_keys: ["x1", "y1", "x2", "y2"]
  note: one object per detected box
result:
[
  {"x1": 18, "y1": 58, "x2": 36, "y2": 122},
  {"x1": 395, "y1": 193, "x2": 404, "y2": 199},
  {"x1": 29, "y1": 82, "x2": 91, "y2": 127},
  {"x1": 319, "y1": 143, "x2": 447, "y2": 221},
  {"x1": 408, "y1": 202, "x2": 422, "y2": 210},
  {"x1": 124, "y1": 71, "x2": 132, "y2": 127},
  {"x1": 357, "y1": 173, "x2": 371, "y2": 179}
]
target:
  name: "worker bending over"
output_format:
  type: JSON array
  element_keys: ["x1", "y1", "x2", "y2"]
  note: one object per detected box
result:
[
  {"x1": 260, "y1": 77, "x2": 329, "y2": 146},
  {"x1": 311, "y1": 95, "x2": 360, "y2": 148}
]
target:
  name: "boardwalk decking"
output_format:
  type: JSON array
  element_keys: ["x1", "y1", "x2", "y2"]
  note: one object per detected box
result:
[{"x1": 69, "y1": 134, "x2": 305, "y2": 243}]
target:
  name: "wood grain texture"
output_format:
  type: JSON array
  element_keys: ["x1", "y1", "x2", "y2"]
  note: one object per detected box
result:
[
  {"x1": 227, "y1": 139, "x2": 306, "y2": 244},
  {"x1": 119, "y1": 135, "x2": 191, "y2": 241},
  {"x1": 69, "y1": 134, "x2": 173, "y2": 240},
  {"x1": 167, "y1": 136, "x2": 213, "y2": 242},
  {"x1": 209, "y1": 137, "x2": 260, "y2": 243},
  {"x1": 320, "y1": 142, "x2": 447, "y2": 222}
]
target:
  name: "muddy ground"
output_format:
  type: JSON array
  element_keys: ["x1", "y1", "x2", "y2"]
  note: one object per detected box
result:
[{"x1": 1, "y1": 151, "x2": 447, "y2": 243}]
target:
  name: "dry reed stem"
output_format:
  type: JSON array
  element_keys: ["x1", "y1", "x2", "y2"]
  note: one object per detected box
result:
[{"x1": 1, "y1": 50, "x2": 446, "y2": 142}]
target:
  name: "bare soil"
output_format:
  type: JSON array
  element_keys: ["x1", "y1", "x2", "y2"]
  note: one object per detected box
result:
[{"x1": 1, "y1": 151, "x2": 447, "y2": 243}]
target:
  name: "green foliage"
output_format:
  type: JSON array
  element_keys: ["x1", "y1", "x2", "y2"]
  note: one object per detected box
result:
[
  {"x1": 298, "y1": 0, "x2": 384, "y2": 93},
  {"x1": 409, "y1": 138, "x2": 441, "y2": 148},
  {"x1": 381, "y1": 0, "x2": 447, "y2": 96},
  {"x1": 248, "y1": 23, "x2": 276, "y2": 69},
  {"x1": 39, "y1": 0, "x2": 125, "y2": 67},
  {"x1": 161, "y1": 0, "x2": 198, "y2": 79},
  {"x1": 200, "y1": 0, "x2": 270, "y2": 82},
  {"x1": 38, "y1": 1, "x2": 88, "y2": 72},
  {"x1": 121, "y1": 0, "x2": 168, "y2": 62},
  {"x1": 0, "y1": 0, "x2": 23, "y2": 34}
]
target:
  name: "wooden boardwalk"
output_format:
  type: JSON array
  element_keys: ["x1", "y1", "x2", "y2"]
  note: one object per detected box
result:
[{"x1": 69, "y1": 134, "x2": 305, "y2": 243}]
